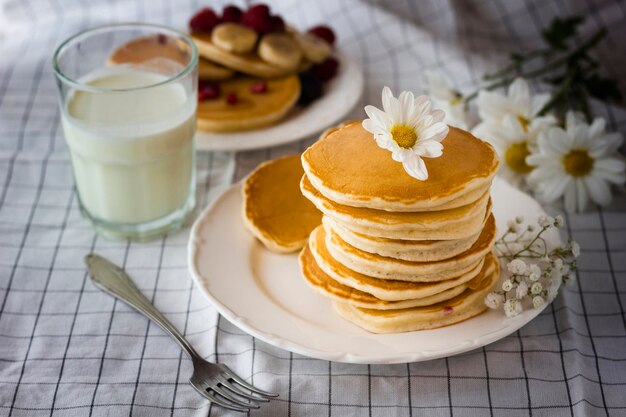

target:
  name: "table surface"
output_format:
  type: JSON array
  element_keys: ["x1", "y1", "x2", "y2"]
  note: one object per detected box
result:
[{"x1": 1, "y1": 0, "x2": 626, "y2": 416}]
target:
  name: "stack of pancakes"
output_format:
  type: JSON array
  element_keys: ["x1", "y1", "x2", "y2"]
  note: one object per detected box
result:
[{"x1": 298, "y1": 121, "x2": 501, "y2": 333}]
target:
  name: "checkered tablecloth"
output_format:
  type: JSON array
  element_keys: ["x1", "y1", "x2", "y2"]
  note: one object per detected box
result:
[{"x1": 1, "y1": 0, "x2": 626, "y2": 416}]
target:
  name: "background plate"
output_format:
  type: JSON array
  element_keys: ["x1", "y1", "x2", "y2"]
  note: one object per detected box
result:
[
  {"x1": 188, "y1": 177, "x2": 561, "y2": 364},
  {"x1": 194, "y1": 52, "x2": 364, "y2": 152}
]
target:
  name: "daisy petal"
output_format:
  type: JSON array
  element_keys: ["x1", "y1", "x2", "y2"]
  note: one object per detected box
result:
[
  {"x1": 583, "y1": 175, "x2": 612, "y2": 206},
  {"x1": 402, "y1": 154, "x2": 428, "y2": 180}
]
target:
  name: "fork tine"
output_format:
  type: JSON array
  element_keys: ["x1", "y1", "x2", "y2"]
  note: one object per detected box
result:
[
  {"x1": 219, "y1": 378, "x2": 270, "y2": 402},
  {"x1": 191, "y1": 383, "x2": 251, "y2": 412},
  {"x1": 219, "y1": 364, "x2": 279, "y2": 397},
  {"x1": 210, "y1": 385, "x2": 260, "y2": 409}
]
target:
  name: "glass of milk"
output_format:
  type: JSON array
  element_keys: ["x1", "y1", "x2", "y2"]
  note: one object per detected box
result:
[{"x1": 53, "y1": 24, "x2": 198, "y2": 241}]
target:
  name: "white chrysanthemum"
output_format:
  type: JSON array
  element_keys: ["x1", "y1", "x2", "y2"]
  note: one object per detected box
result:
[
  {"x1": 363, "y1": 87, "x2": 449, "y2": 181},
  {"x1": 426, "y1": 72, "x2": 469, "y2": 129},
  {"x1": 504, "y1": 299, "x2": 522, "y2": 317},
  {"x1": 473, "y1": 78, "x2": 556, "y2": 140},
  {"x1": 507, "y1": 259, "x2": 528, "y2": 275},
  {"x1": 526, "y1": 111, "x2": 626, "y2": 212},
  {"x1": 532, "y1": 296, "x2": 545, "y2": 309},
  {"x1": 484, "y1": 292, "x2": 504, "y2": 309},
  {"x1": 516, "y1": 281, "x2": 528, "y2": 299}
]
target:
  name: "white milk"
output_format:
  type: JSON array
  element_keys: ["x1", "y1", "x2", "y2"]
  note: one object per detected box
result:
[{"x1": 61, "y1": 67, "x2": 196, "y2": 224}]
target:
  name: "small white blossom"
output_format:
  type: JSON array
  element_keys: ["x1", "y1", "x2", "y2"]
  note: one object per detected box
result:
[
  {"x1": 532, "y1": 296, "x2": 545, "y2": 309},
  {"x1": 553, "y1": 258, "x2": 564, "y2": 271},
  {"x1": 528, "y1": 264, "x2": 542, "y2": 281},
  {"x1": 485, "y1": 292, "x2": 504, "y2": 309},
  {"x1": 504, "y1": 299, "x2": 523, "y2": 317},
  {"x1": 538, "y1": 215, "x2": 553, "y2": 228},
  {"x1": 571, "y1": 241, "x2": 580, "y2": 258},
  {"x1": 531, "y1": 282, "x2": 543, "y2": 295},
  {"x1": 507, "y1": 259, "x2": 528, "y2": 275},
  {"x1": 502, "y1": 279, "x2": 514, "y2": 292},
  {"x1": 507, "y1": 220, "x2": 520, "y2": 233},
  {"x1": 516, "y1": 281, "x2": 528, "y2": 299},
  {"x1": 554, "y1": 215, "x2": 564, "y2": 228},
  {"x1": 527, "y1": 224, "x2": 535, "y2": 232},
  {"x1": 515, "y1": 216, "x2": 524, "y2": 224},
  {"x1": 547, "y1": 281, "x2": 560, "y2": 300}
]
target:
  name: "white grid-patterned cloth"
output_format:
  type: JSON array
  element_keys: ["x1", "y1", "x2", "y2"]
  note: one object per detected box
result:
[{"x1": 1, "y1": 0, "x2": 626, "y2": 416}]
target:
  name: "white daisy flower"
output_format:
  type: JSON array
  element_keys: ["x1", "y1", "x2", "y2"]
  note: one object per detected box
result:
[
  {"x1": 473, "y1": 77, "x2": 556, "y2": 140},
  {"x1": 426, "y1": 72, "x2": 469, "y2": 129},
  {"x1": 486, "y1": 114, "x2": 540, "y2": 186},
  {"x1": 362, "y1": 86, "x2": 449, "y2": 181},
  {"x1": 526, "y1": 111, "x2": 626, "y2": 212}
]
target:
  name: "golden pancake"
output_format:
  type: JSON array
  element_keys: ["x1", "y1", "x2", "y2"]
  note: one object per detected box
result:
[
  {"x1": 193, "y1": 33, "x2": 293, "y2": 78},
  {"x1": 310, "y1": 224, "x2": 494, "y2": 301},
  {"x1": 333, "y1": 258, "x2": 500, "y2": 333},
  {"x1": 329, "y1": 199, "x2": 492, "y2": 241},
  {"x1": 108, "y1": 35, "x2": 191, "y2": 68},
  {"x1": 243, "y1": 155, "x2": 321, "y2": 253},
  {"x1": 197, "y1": 75, "x2": 300, "y2": 132},
  {"x1": 198, "y1": 58, "x2": 235, "y2": 80},
  {"x1": 302, "y1": 122, "x2": 499, "y2": 211},
  {"x1": 299, "y1": 242, "x2": 473, "y2": 310},
  {"x1": 324, "y1": 216, "x2": 482, "y2": 262},
  {"x1": 325, "y1": 214, "x2": 496, "y2": 281},
  {"x1": 302, "y1": 173, "x2": 490, "y2": 230}
]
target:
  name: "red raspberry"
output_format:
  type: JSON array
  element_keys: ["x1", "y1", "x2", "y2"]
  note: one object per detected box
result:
[
  {"x1": 241, "y1": 4, "x2": 272, "y2": 34},
  {"x1": 189, "y1": 8, "x2": 220, "y2": 33},
  {"x1": 221, "y1": 5, "x2": 242, "y2": 23},
  {"x1": 308, "y1": 25, "x2": 336, "y2": 46},
  {"x1": 198, "y1": 81, "x2": 220, "y2": 101},
  {"x1": 226, "y1": 92, "x2": 238, "y2": 105},
  {"x1": 250, "y1": 82, "x2": 267, "y2": 93},
  {"x1": 270, "y1": 15, "x2": 285, "y2": 33},
  {"x1": 312, "y1": 57, "x2": 339, "y2": 82}
]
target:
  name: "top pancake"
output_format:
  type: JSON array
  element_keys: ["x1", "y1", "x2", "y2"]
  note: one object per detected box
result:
[{"x1": 302, "y1": 121, "x2": 499, "y2": 211}]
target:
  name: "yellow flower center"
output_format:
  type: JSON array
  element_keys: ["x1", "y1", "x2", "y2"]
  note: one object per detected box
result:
[
  {"x1": 504, "y1": 142, "x2": 533, "y2": 174},
  {"x1": 517, "y1": 115, "x2": 530, "y2": 132},
  {"x1": 390, "y1": 125, "x2": 417, "y2": 148},
  {"x1": 563, "y1": 149, "x2": 594, "y2": 177}
]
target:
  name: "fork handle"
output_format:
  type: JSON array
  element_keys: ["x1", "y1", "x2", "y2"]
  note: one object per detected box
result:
[{"x1": 85, "y1": 253, "x2": 201, "y2": 361}]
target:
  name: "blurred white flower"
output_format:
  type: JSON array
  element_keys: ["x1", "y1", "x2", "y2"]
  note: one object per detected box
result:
[
  {"x1": 502, "y1": 279, "x2": 514, "y2": 292},
  {"x1": 537, "y1": 214, "x2": 553, "y2": 228},
  {"x1": 531, "y1": 282, "x2": 543, "y2": 295},
  {"x1": 485, "y1": 292, "x2": 504, "y2": 309},
  {"x1": 363, "y1": 87, "x2": 449, "y2": 181},
  {"x1": 472, "y1": 78, "x2": 556, "y2": 141},
  {"x1": 426, "y1": 72, "x2": 469, "y2": 129},
  {"x1": 532, "y1": 296, "x2": 545, "y2": 309},
  {"x1": 507, "y1": 259, "x2": 528, "y2": 275},
  {"x1": 526, "y1": 111, "x2": 626, "y2": 212},
  {"x1": 554, "y1": 215, "x2": 564, "y2": 228},
  {"x1": 528, "y1": 264, "x2": 542, "y2": 281},
  {"x1": 571, "y1": 241, "x2": 580, "y2": 258},
  {"x1": 516, "y1": 281, "x2": 528, "y2": 299},
  {"x1": 507, "y1": 220, "x2": 520, "y2": 233},
  {"x1": 504, "y1": 299, "x2": 523, "y2": 317},
  {"x1": 547, "y1": 281, "x2": 560, "y2": 300}
]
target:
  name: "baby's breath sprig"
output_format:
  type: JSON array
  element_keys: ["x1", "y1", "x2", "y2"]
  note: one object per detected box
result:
[{"x1": 485, "y1": 214, "x2": 580, "y2": 317}]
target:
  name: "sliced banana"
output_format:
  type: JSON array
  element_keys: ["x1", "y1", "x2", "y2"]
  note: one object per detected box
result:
[
  {"x1": 211, "y1": 23, "x2": 258, "y2": 54},
  {"x1": 198, "y1": 58, "x2": 235, "y2": 80},
  {"x1": 258, "y1": 34, "x2": 302, "y2": 71},
  {"x1": 294, "y1": 32, "x2": 331, "y2": 64}
]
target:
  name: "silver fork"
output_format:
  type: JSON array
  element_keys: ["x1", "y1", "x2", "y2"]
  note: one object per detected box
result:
[{"x1": 85, "y1": 253, "x2": 278, "y2": 412}]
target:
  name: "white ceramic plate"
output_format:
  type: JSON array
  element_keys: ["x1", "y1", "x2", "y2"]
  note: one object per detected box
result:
[
  {"x1": 188, "y1": 178, "x2": 561, "y2": 364},
  {"x1": 194, "y1": 52, "x2": 363, "y2": 152}
]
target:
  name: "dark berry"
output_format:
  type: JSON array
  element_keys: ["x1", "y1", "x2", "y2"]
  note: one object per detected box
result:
[
  {"x1": 312, "y1": 57, "x2": 339, "y2": 82},
  {"x1": 297, "y1": 71, "x2": 323, "y2": 105},
  {"x1": 270, "y1": 15, "x2": 285, "y2": 33},
  {"x1": 250, "y1": 82, "x2": 267, "y2": 93},
  {"x1": 156, "y1": 33, "x2": 167, "y2": 44},
  {"x1": 241, "y1": 4, "x2": 272, "y2": 34},
  {"x1": 308, "y1": 25, "x2": 336, "y2": 46},
  {"x1": 221, "y1": 5, "x2": 242, "y2": 23},
  {"x1": 189, "y1": 8, "x2": 220, "y2": 33},
  {"x1": 226, "y1": 92, "x2": 238, "y2": 104},
  {"x1": 198, "y1": 80, "x2": 220, "y2": 101}
]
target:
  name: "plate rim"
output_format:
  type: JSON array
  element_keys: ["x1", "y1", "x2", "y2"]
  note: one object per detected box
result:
[
  {"x1": 194, "y1": 51, "x2": 364, "y2": 152},
  {"x1": 188, "y1": 179, "x2": 558, "y2": 364}
]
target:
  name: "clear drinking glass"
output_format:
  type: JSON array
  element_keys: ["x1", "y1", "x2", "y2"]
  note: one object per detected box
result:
[{"x1": 53, "y1": 23, "x2": 198, "y2": 241}]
